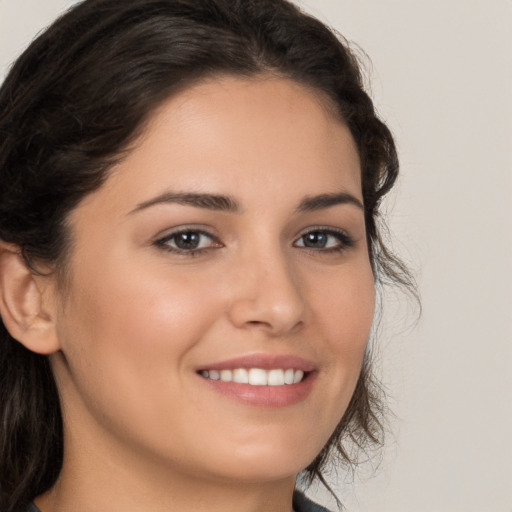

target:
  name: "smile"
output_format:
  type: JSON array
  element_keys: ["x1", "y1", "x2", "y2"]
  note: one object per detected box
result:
[
  {"x1": 196, "y1": 354, "x2": 316, "y2": 407},
  {"x1": 199, "y1": 368, "x2": 305, "y2": 386}
]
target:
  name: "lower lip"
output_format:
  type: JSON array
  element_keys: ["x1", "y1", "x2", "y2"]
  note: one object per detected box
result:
[{"x1": 199, "y1": 373, "x2": 316, "y2": 408}]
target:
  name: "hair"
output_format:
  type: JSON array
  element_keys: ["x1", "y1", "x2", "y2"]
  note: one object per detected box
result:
[{"x1": 0, "y1": 0, "x2": 413, "y2": 510}]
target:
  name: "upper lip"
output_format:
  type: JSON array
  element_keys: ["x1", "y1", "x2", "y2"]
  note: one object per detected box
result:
[{"x1": 197, "y1": 353, "x2": 316, "y2": 372}]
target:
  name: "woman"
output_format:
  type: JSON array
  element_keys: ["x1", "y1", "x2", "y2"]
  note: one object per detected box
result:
[{"x1": 0, "y1": 1, "x2": 410, "y2": 511}]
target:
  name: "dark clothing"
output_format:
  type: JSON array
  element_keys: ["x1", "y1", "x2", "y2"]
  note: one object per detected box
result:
[
  {"x1": 27, "y1": 491, "x2": 331, "y2": 512},
  {"x1": 293, "y1": 490, "x2": 332, "y2": 511}
]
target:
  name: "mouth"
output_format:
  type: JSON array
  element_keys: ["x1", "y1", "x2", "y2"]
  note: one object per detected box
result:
[
  {"x1": 195, "y1": 354, "x2": 316, "y2": 407},
  {"x1": 197, "y1": 367, "x2": 307, "y2": 386}
]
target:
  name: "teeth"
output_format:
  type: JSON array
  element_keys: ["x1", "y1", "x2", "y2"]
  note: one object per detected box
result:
[
  {"x1": 284, "y1": 368, "x2": 295, "y2": 385},
  {"x1": 201, "y1": 368, "x2": 306, "y2": 386},
  {"x1": 220, "y1": 369, "x2": 233, "y2": 382},
  {"x1": 233, "y1": 368, "x2": 249, "y2": 384},
  {"x1": 268, "y1": 369, "x2": 285, "y2": 386},
  {"x1": 209, "y1": 370, "x2": 220, "y2": 380},
  {"x1": 248, "y1": 368, "x2": 267, "y2": 386}
]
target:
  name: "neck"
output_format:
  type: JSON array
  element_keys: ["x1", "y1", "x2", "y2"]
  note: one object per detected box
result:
[{"x1": 36, "y1": 472, "x2": 296, "y2": 512}]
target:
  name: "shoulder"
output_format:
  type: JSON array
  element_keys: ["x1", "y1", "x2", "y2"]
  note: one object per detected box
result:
[
  {"x1": 26, "y1": 504, "x2": 41, "y2": 512},
  {"x1": 293, "y1": 490, "x2": 333, "y2": 512}
]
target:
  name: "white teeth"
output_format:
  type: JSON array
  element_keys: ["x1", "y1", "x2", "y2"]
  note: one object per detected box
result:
[
  {"x1": 208, "y1": 369, "x2": 220, "y2": 380},
  {"x1": 268, "y1": 369, "x2": 285, "y2": 386},
  {"x1": 284, "y1": 368, "x2": 295, "y2": 385},
  {"x1": 220, "y1": 369, "x2": 232, "y2": 382},
  {"x1": 232, "y1": 368, "x2": 249, "y2": 384},
  {"x1": 201, "y1": 367, "x2": 306, "y2": 386},
  {"x1": 248, "y1": 368, "x2": 267, "y2": 386}
]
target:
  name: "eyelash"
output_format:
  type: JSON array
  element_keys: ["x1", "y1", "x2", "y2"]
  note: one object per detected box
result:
[
  {"x1": 154, "y1": 226, "x2": 354, "y2": 256},
  {"x1": 154, "y1": 228, "x2": 222, "y2": 257},
  {"x1": 294, "y1": 226, "x2": 355, "y2": 254}
]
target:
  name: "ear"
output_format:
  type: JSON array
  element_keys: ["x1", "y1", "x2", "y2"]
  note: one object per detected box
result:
[{"x1": 0, "y1": 243, "x2": 60, "y2": 354}]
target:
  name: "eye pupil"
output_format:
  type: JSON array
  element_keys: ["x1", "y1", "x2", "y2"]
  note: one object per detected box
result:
[
  {"x1": 303, "y1": 232, "x2": 327, "y2": 248},
  {"x1": 175, "y1": 231, "x2": 200, "y2": 250}
]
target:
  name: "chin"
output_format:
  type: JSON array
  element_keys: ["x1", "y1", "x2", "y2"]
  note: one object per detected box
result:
[
  {"x1": 207, "y1": 457, "x2": 309, "y2": 484},
  {"x1": 194, "y1": 435, "x2": 325, "y2": 484}
]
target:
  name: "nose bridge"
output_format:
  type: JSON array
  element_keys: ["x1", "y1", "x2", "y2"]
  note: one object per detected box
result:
[{"x1": 228, "y1": 238, "x2": 305, "y2": 334}]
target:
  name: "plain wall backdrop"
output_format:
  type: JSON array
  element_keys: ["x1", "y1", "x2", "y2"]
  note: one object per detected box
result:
[{"x1": 1, "y1": 1, "x2": 511, "y2": 511}]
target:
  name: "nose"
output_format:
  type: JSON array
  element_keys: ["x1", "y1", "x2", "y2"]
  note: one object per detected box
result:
[{"x1": 227, "y1": 249, "x2": 306, "y2": 336}]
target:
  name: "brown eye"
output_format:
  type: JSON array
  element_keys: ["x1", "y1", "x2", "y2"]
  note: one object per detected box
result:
[
  {"x1": 301, "y1": 232, "x2": 329, "y2": 249},
  {"x1": 294, "y1": 228, "x2": 354, "y2": 251},
  {"x1": 156, "y1": 229, "x2": 221, "y2": 254},
  {"x1": 173, "y1": 231, "x2": 202, "y2": 250}
]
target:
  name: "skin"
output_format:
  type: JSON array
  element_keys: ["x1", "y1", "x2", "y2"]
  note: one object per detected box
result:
[{"x1": 31, "y1": 76, "x2": 375, "y2": 512}]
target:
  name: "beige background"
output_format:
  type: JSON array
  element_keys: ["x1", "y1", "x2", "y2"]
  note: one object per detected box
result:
[{"x1": 1, "y1": 1, "x2": 511, "y2": 511}]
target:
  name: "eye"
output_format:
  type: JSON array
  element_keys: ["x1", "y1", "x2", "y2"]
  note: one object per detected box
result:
[
  {"x1": 294, "y1": 228, "x2": 354, "y2": 252},
  {"x1": 155, "y1": 229, "x2": 222, "y2": 254}
]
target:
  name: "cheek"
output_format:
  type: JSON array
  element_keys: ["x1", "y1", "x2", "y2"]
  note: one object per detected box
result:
[
  {"x1": 309, "y1": 260, "x2": 375, "y2": 395},
  {"x1": 314, "y1": 261, "x2": 374, "y2": 346},
  {"x1": 67, "y1": 253, "x2": 222, "y2": 349},
  {"x1": 55, "y1": 258, "x2": 224, "y2": 422}
]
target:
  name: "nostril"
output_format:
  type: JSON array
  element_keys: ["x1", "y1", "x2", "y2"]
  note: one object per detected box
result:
[{"x1": 227, "y1": 289, "x2": 305, "y2": 334}]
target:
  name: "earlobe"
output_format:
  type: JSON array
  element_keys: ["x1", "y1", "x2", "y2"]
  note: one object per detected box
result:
[{"x1": 0, "y1": 243, "x2": 60, "y2": 354}]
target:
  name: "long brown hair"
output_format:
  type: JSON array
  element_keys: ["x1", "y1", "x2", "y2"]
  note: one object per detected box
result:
[{"x1": 0, "y1": 1, "x2": 413, "y2": 510}]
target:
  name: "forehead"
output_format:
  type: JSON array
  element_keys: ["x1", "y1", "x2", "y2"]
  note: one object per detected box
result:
[{"x1": 82, "y1": 75, "x2": 362, "y2": 216}]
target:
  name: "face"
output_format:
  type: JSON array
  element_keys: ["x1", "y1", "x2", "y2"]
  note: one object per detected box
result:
[{"x1": 49, "y1": 76, "x2": 375, "y2": 485}]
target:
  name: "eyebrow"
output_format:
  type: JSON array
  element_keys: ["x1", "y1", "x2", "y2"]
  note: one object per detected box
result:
[
  {"x1": 129, "y1": 190, "x2": 364, "y2": 215},
  {"x1": 130, "y1": 192, "x2": 241, "y2": 214},
  {"x1": 296, "y1": 192, "x2": 364, "y2": 212}
]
